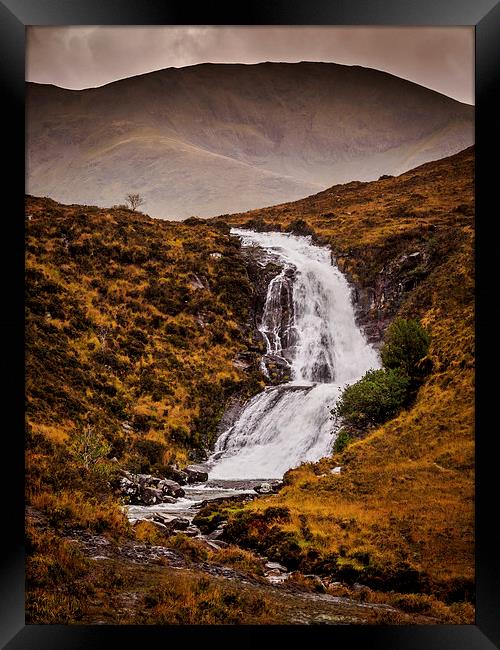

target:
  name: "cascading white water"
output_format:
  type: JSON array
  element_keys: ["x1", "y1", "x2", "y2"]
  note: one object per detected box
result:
[{"x1": 208, "y1": 229, "x2": 380, "y2": 480}]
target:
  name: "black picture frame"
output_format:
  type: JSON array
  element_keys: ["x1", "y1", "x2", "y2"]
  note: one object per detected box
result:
[{"x1": 2, "y1": 0, "x2": 498, "y2": 647}]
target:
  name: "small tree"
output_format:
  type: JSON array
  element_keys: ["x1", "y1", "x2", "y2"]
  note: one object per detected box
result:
[
  {"x1": 70, "y1": 424, "x2": 111, "y2": 472},
  {"x1": 125, "y1": 193, "x2": 145, "y2": 212},
  {"x1": 380, "y1": 318, "x2": 431, "y2": 381},
  {"x1": 333, "y1": 368, "x2": 410, "y2": 430}
]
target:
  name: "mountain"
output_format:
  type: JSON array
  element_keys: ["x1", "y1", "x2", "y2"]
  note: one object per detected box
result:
[{"x1": 26, "y1": 62, "x2": 474, "y2": 219}]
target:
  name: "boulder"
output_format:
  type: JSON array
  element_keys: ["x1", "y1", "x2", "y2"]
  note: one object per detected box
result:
[
  {"x1": 209, "y1": 539, "x2": 229, "y2": 549},
  {"x1": 169, "y1": 517, "x2": 190, "y2": 531},
  {"x1": 119, "y1": 477, "x2": 138, "y2": 498},
  {"x1": 207, "y1": 524, "x2": 226, "y2": 541},
  {"x1": 138, "y1": 474, "x2": 161, "y2": 487},
  {"x1": 165, "y1": 467, "x2": 189, "y2": 485},
  {"x1": 139, "y1": 485, "x2": 163, "y2": 505},
  {"x1": 159, "y1": 479, "x2": 185, "y2": 498},
  {"x1": 254, "y1": 480, "x2": 283, "y2": 494},
  {"x1": 160, "y1": 495, "x2": 177, "y2": 504},
  {"x1": 149, "y1": 515, "x2": 190, "y2": 535},
  {"x1": 118, "y1": 471, "x2": 187, "y2": 504},
  {"x1": 255, "y1": 482, "x2": 272, "y2": 494},
  {"x1": 184, "y1": 464, "x2": 209, "y2": 484},
  {"x1": 183, "y1": 525, "x2": 201, "y2": 537},
  {"x1": 203, "y1": 539, "x2": 224, "y2": 551}
]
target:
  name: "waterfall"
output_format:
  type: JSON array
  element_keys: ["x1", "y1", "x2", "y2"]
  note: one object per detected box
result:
[{"x1": 207, "y1": 229, "x2": 380, "y2": 480}]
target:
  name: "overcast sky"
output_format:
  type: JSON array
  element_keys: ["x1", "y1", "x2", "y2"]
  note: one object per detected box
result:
[{"x1": 26, "y1": 26, "x2": 474, "y2": 105}]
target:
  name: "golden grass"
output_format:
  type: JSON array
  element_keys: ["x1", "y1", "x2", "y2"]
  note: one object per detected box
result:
[{"x1": 30, "y1": 490, "x2": 130, "y2": 537}]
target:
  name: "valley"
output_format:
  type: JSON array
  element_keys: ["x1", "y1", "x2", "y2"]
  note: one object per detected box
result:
[{"x1": 25, "y1": 146, "x2": 474, "y2": 624}]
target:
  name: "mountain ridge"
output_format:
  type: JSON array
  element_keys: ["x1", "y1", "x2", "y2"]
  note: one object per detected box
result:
[{"x1": 27, "y1": 61, "x2": 474, "y2": 218}]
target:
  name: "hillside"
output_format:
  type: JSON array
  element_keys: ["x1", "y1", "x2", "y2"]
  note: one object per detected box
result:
[
  {"x1": 209, "y1": 147, "x2": 475, "y2": 614},
  {"x1": 26, "y1": 62, "x2": 473, "y2": 218},
  {"x1": 25, "y1": 197, "x2": 272, "y2": 483}
]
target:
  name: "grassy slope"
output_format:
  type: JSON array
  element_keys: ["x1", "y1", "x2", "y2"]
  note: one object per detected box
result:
[
  {"x1": 26, "y1": 197, "x2": 265, "y2": 467},
  {"x1": 25, "y1": 195, "x2": 271, "y2": 552},
  {"x1": 212, "y1": 147, "x2": 475, "y2": 605},
  {"x1": 25, "y1": 196, "x2": 277, "y2": 623}
]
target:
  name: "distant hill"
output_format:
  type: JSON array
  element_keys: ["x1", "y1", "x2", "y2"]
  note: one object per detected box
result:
[{"x1": 26, "y1": 62, "x2": 474, "y2": 219}]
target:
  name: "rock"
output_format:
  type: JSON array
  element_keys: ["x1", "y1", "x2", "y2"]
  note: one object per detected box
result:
[
  {"x1": 164, "y1": 467, "x2": 188, "y2": 485},
  {"x1": 330, "y1": 466, "x2": 342, "y2": 475},
  {"x1": 160, "y1": 495, "x2": 177, "y2": 504},
  {"x1": 147, "y1": 520, "x2": 170, "y2": 534},
  {"x1": 265, "y1": 561, "x2": 287, "y2": 573},
  {"x1": 169, "y1": 517, "x2": 190, "y2": 531},
  {"x1": 207, "y1": 524, "x2": 226, "y2": 540},
  {"x1": 189, "y1": 274, "x2": 208, "y2": 290},
  {"x1": 148, "y1": 515, "x2": 191, "y2": 535},
  {"x1": 255, "y1": 482, "x2": 273, "y2": 494},
  {"x1": 118, "y1": 471, "x2": 186, "y2": 504},
  {"x1": 203, "y1": 540, "x2": 224, "y2": 551},
  {"x1": 210, "y1": 539, "x2": 229, "y2": 548},
  {"x1": 133, "y1": 518, "x2": 168, "y2": 533},
  {"x1": 184, "y1": 464, "x2": 209, "y2": 484},
  {"x1": 119, "y1": 477, "x2": 138, "y2": 495},
  {"x1": 139, "y1": 485, "x2": 163, "y2": 505},
  {"x1": 159, "y1": 479, "x2": 185, "y2": 498},
  {"x1": 183, "y1": 525, "x2": 201, "y2": 537},
  {"x1": 138, "y1": 474, "x2": 161, "y2": 487},
  {"x1": 261, "y1": 354, "x2": 292, "y2": 384},
  {"x1": 265, "y1": 569, "x2": 283, "y2": 577},
  {"x1": 232, "y1": 352, "x2": 255, "y2": 370},
  {"x1": 254, "y1": 480, "x2": 283, "y2": 494}
]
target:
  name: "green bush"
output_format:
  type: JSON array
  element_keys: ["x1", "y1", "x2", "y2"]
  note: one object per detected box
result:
[
  {"x1": 380, "y1": 318, "x2": 431, "y2": 380},
  {"x1": 333, "y1": 427, "x2": 354, "y2": 453},
  {"x1": 333, "y1": 369, "x2": 410, "y2": 430}
]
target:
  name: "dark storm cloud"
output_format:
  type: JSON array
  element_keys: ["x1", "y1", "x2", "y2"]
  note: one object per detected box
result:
[{"x1": 26, "y1": 26, "x2": 474, "y2": 104}]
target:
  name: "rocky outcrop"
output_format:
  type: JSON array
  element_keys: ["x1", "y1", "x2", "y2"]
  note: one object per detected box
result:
[
  {"x1": 134, "y1": 514, "x2": 201, "y2": 538},
  {"x1": 184, "y1": 464, "x2": 209, "y2": 483},
  {"x1": 118, "y1": 463, "x2": 212, "y2": 505},
  {"x1": 335, "y1": 247, "x2": 430, "y2": 347},
  {"x1": 119, "y1": 471, "x2": 185, "y2": 505},
  {"x1": 192, "y1": 493, "x2": 259, "y2": 534}
]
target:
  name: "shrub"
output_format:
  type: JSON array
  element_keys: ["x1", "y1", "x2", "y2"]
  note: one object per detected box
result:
[
  {"x1": 133, "y1": 439, "x2": 166, "y2": 466},
  {"x1": 333, "y1": 427, "x2": 354, "y2": 453},
  {"x1": 286, "y1": 219, "x2": 313, "y2": 236},
  {"x1": 69, "y1": 424, "x2": 111, "y2": 472},
  {"x1": 213, "y1": 546, "x2": 264, "y2": 575},
  {"x1": 380, "y1": 318, "x2": 431, "y2": 381},
  {"x1": 333, "y1": 369, "x2": 410, "y2": 430}
]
